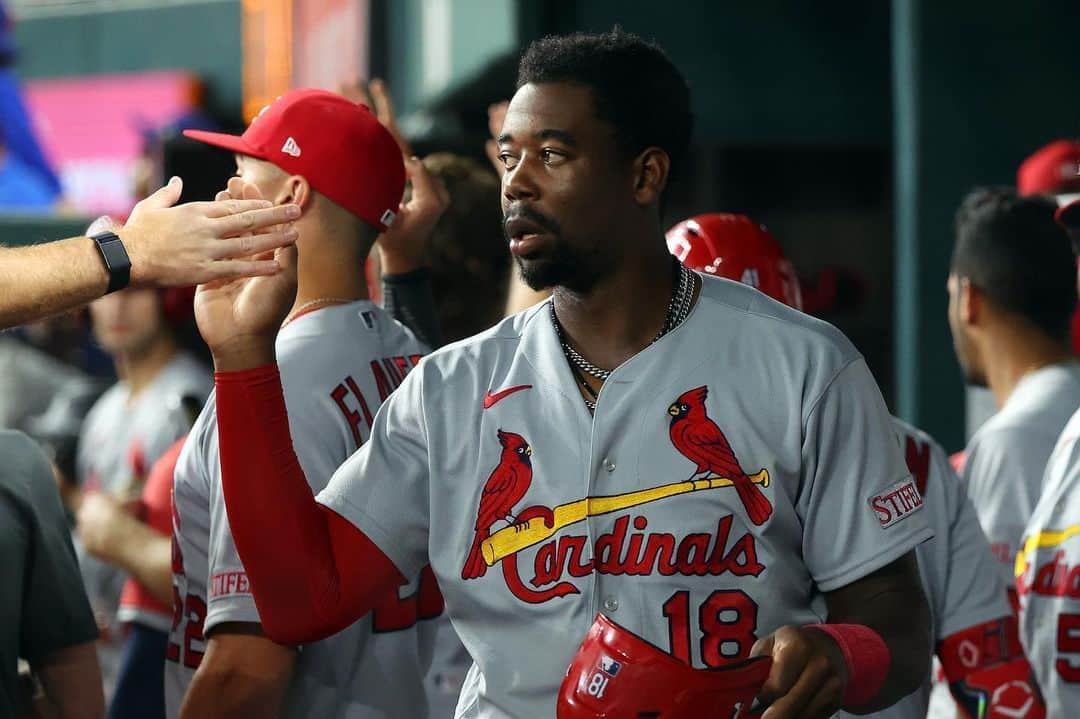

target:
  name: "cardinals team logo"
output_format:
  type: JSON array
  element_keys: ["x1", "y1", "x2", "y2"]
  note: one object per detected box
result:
[
  {"x1": 668, "y1": 386, "x2": 772, "y2": 526},
  {"x1": 462, "y1": 430, "x2": 535, "y2": 580},
  {"x1": 461, "y1": 393, "x2": 773, "y2": 595}
]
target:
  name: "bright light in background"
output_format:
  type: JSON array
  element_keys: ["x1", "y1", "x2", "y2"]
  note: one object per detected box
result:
[
  {"x1": 241, "y1": 0, "x2": 292, "y2": 123},
  {"x1": 242, "y1": 0, "x2": 369, "y2": 123},
  {"x1": 421, "y1": 0, "x2": 451, "y2": 95}
]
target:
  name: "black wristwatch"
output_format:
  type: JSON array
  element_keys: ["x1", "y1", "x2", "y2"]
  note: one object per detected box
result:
[{"x1": 90, "y1": 230, "x2": 131, "y2": 294}]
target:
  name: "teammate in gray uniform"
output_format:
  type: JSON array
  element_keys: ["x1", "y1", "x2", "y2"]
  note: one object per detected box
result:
[
  {"x1": 666, "y1": 212, "x2": 1046, "y2": 719},
  {"x1": 198, "y1": 31, "x2": 933, "y2": 719},
  {"x1": 1015, "y1": 199, "x2": 1080, "y2": 716},
  {"x1": 947, "y1": 188, "x2": 1080, "y2": 593},
  {"x1": 169, "y1": 88, "x2": 459, "y2": 718},
  {"x1": 74, "y1": 216, "x2": 212, "y2": 712}
]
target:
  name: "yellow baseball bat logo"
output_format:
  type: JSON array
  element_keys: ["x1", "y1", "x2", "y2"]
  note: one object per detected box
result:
[
  {"x1": 1015, "y1": 523, "x2": 1080, "y2": 578},
  {"x1": 481, "y1": 469, "x2": 770, "y2": 566}
]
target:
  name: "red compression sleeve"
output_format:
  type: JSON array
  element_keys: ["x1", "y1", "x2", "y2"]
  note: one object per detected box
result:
[
  {"x1": 215, "y1": 366, "x2": 405, "y2": 644},
  {"x1": 805, "y1": 623, "x2": 891, "y2": 707}
]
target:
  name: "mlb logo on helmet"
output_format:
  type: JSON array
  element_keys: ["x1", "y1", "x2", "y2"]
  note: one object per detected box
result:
[{"x1": 599, "y1": 656, "x2": 621, "y2": 677}]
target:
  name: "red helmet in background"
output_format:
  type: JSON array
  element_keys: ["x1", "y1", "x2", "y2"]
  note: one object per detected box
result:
[
  {"x1": 558, "y1": 613, "x2": 771, "y2": 719},
  {"x1": 666, "y1": 213, "x2": 803, "y2": 311}
]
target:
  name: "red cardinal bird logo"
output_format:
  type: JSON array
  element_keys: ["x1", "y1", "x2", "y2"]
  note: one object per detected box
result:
[
  {"x1": 668, "y1": 386, "x2": 773, "y2": 526},
  {"x1": 462, "y1": 429, "x2": 534, "y2": 580}
]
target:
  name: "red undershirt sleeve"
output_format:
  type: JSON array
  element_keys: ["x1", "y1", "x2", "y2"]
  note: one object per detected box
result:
[{"x1": 215, "y1": 365, "x2": 405, "y2": 644}]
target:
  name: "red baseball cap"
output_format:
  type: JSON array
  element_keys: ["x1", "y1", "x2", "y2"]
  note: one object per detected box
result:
[
  {"x1": 184, "y1": 88, "x2": 405, "y2": 232},
  {"x1": 1017, "y1": 140, "x2": 1080, "y2": 197}
]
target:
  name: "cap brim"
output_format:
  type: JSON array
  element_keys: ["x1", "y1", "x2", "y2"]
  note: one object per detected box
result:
[{"x1": 182, "y1": 129, "x2": 260, "y2": 157}]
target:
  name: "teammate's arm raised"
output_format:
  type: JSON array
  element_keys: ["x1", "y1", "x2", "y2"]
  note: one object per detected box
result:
[
  {"x1": 178, "y1": 623, "x2": 295, "y2": 719},
  {"x1": 196, "y1": 181, "x2": 412, "y2": 644}
]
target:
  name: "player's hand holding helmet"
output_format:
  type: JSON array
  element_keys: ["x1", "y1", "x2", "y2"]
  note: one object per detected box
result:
[
  {"x1": 558, "y1": 614, "x2": 771, "y2": 719},
  {"x1": 194, "y1": 177, "x2": 298, "y2": 364}
]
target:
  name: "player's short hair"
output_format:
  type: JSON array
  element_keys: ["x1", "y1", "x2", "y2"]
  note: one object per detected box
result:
[
  {"x1": 952, "y1": 186, "x2": 1076, "y2": 340},
  {"x1": 418, "y1": 153, "x2": 507, "y2": 343},
  {"x1": 517, "y1": 28, "x2": 693, "y2": 204}
]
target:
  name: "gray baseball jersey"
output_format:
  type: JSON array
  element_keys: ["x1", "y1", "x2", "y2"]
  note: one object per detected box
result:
[
  {"x1": 167, "y1": 301, "x2": 458, "y2": 719},
  {"x1": 74, "y1": 352, "x2": 210, "y2": 687},
  {"x1": 840, "y1": 418, "x2": 1010, "y2": 719},
  {"x1": 1016, "y1": 406, "x2": 1080, "y2": 717},
  {"x1": 961, "y1": 362, "x2": 1080, "y2": 587},
  {"x1": 316, "y1": 276, "x2": 934, "y2": 719}
]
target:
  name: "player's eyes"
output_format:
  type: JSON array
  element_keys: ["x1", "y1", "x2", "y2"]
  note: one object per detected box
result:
[
  {"x1": 498, "y1": 152, "x2": 520, "y2": 170},
  {"x1": 540, "y1": 149, "x2": 566, "y2": 166}
]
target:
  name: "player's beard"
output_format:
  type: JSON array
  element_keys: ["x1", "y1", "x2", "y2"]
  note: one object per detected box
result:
[{"x1": 505, "y1": 205, "x2": 614, "y2": 293}]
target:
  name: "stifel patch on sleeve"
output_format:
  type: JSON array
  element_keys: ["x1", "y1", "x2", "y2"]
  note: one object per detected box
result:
[{"x1": 868, "y1": 478, "x2": 924, "y2": 529}]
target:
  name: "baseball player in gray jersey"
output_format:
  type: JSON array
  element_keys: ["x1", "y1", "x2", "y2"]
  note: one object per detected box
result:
[
  {"x1": 667, "y1": 213, "x2": 1045, "y2": 719},
  {"x1": 947, "y1": 188, "x2": 1080, "y2": 593},
  {"x1": 195, "y1": 31, "x2": 933, "y2": 719},
  {"x1": 74, "y1": 230, "x2": 211, "y2": 709},
  {"x1": 168, "y1": 88, "x2": 462, "y2": 718},
  {"x1": 1015, "y1": 200, "x2": 1080, "y2": 716}
]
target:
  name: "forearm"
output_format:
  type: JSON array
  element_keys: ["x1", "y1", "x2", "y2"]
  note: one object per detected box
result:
[
  {"x1": 107, "y1": 520, "x2": 173, "y2": 606},
  {"x1": 216, "y1": 366, "x2": 405, "y2": 643},
  {"x1": 825, "y1": 555, "x2": 932, "y2": 712},
  {"x1": 179, "y1": 636, "x2": 294, "y2": 719},
  {"x1": 0, "y1": 238, "x2": 108, "y2": 329},
  {"x1": 382, "y1": 267, "x2": 443, "y2": 349},
  {"x1": 31, "y1": 641, "x2": 105, "y2": 719}
]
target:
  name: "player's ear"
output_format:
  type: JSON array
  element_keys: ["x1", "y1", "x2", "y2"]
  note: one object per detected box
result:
[
  {"x1": 277, "y1": 175, "x2": 313, "y2": 210},
  {"x1": 958, "y1": 277, "x2": 981, "y2": 326},
  {"x1": 631, "y1": 147, "x2": 670, "y2": 207}
]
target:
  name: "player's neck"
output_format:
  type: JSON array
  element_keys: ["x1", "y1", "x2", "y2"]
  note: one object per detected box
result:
[
  {"x1": 116, "y1": 336, "x2": 177, "y2": 399},
  {"x1": 292, "y1": 236, "x2": 370, "y2": 313},
  {"x1": 982, "y1": 325, "x2": 1071, "y2": 408},
  {"x1": 552, "y1": 243, "x2": 689, "y2": 370}
]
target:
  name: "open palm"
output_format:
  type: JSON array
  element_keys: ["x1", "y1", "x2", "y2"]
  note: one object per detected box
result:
[{"x1": 194, "y1": 180, "x2": 298, "y2": 355}]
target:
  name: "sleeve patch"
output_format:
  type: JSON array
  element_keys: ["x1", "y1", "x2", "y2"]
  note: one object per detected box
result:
[
  {"x1": 210, "y1": 571, "x2": 251, "y2": 598},
  {"x1": 868, "y1": 478, "x2": 924, "y2": 529}
]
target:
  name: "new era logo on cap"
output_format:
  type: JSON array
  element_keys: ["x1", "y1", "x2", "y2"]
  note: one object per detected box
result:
[
  {"x1": 380, "y1": 208, "x2": 397, "y2": 227},
  {"x1": 281, "y1": 137, "x2": 301, "y2": 157}
]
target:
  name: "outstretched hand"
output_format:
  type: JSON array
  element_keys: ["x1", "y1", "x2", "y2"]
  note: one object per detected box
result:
[
  {"x1": 119, "y1": 176, "x2": 300, "y2": 287},
  {"x1": 194, "y1": 179, "x2": 298, "y2": 370}
]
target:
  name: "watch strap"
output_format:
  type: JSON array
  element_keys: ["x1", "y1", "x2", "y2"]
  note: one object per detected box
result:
[{"x1": 90, "y1": 231, "x2": 131, "y2": 294}]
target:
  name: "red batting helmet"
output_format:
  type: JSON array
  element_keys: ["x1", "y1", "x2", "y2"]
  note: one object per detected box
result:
[
  {"x1": 558, "y1": 613, "x2": 771, "y2": 719},
  {"x1": 666, "y1": 213, "x2": 803, "y2": 310}
]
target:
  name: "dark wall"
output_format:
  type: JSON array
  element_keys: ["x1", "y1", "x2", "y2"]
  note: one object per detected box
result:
[
  {"x1": 895, "y1": 0, "x2": 1080, "y2": 450},
  {"x1": 12, "y1": 1, "x2": 242, "y2": 118},
  {"x1": 540, "y1": 1, "x2": 893, "y2": 145}
]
